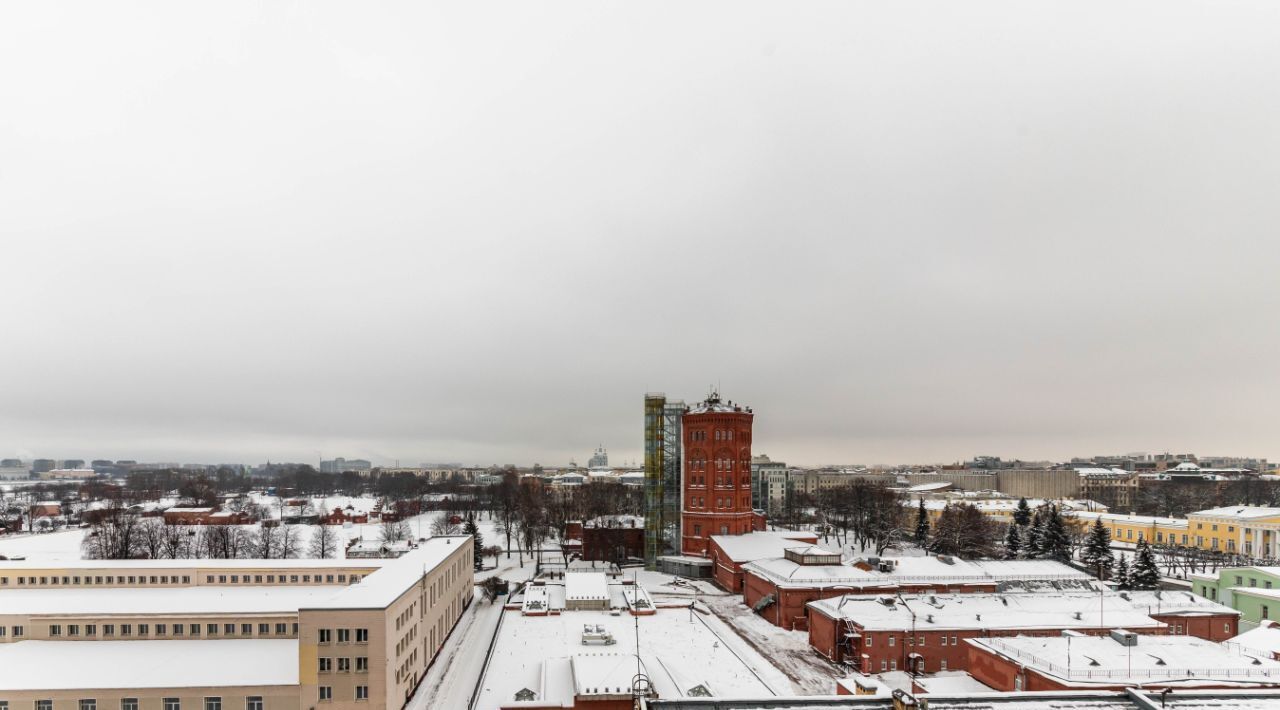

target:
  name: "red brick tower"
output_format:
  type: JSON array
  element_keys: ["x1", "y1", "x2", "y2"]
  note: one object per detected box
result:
[{"x1": 681, "y1": 391, "x2": 754, "y2": 556}]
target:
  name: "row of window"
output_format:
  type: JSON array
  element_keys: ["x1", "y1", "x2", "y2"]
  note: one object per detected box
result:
[
  {"x1": 317, "y1": 687, "x2": 368, "y2": 701},
  {"x1": 0, "y1": 571, "x2": 364, "y2": 588},
  {"x1": 688, "y1": 430, "x2": 750, "y2": 442},
  {"x1": 317, "y1": 656, "x2": 369, "y2": 672},
  {"x1": 203, "y1": 573, "x2": 359, "y2": 585},
  {"x1": 318, "y1": 628, "x2": 368, "y2": 644},
  {"x1": 44, "y1": 622, "x2": 296, "y2": 638},
  {"x1": 3, "y1": 575, "x2": 192, "y2": 587},
  {"x1": 16, "y1": 698, "x2": 261, "y2": 710}
]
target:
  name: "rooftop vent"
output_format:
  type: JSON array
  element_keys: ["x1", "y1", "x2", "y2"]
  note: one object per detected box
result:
[
  {"x1": 1110, "y1": 629, "x2": 1138, "y2": 647},
  {"x1": 937, "y1": 555, "x2": 956, "y2": 565}
]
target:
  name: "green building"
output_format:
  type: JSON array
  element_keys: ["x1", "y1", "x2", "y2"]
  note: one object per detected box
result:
[{"x1": 1192, "y1": 565, "x2": 1280, "y2": 629}]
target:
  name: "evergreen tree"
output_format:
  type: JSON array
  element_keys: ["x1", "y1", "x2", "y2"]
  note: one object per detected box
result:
[
  {"x1": 464, "y1": 514, "x2": 484, "y2": 571},
  {"x1": 1002, "y1": 523, "x2": 1021, "y2": 560},
  {"x1": 1013, "y1": 497, "x2": 1033, "y2": 527},
  {"x1": 913, "y1": 499, "x2": 931, "y2": 547},
  {"x1": 1114, "y1": 554, "x2": 1132, "y2": 591},
  {"x1": 1130, "y1": 539, "x2": 1161, "y2": 590},
  {"x1": 1041, "y1": 505, "x2": 1072, "y2": 562},
  {"x1": 1026, "y1": 507, "x2": 1045, "y2": 558},
  {"x1": 1081, "y1": 518, "x2": 1114, "y2": 580}
]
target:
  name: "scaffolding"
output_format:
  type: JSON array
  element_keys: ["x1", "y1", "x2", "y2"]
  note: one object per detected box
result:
[{"x1": 643, "y1": 393, "x2": 683, "y2": 569}]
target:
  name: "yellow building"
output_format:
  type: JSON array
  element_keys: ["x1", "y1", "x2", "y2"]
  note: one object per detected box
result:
[
  {"x1": 1064, "y1": 511, "x2": 1189, "y2": 546},
  {"x1": 0, "y1": 536, "x2": 474, "y2": 709},
  {"x1": 1185, "y1": 506, "x2": 1280, "y2": 556}
]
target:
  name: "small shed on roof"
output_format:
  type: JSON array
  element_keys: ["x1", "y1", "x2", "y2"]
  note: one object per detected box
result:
[{"x1": 565, "y1": 572, "x2": 610, "y2": 610}]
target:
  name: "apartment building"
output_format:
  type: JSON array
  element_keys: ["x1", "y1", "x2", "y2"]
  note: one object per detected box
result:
[{"x1": 0, "y1": 536, "x2": 474, "y2": 710}]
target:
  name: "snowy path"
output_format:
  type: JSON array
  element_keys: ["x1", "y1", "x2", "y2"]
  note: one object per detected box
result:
[{"x1": 407, "y1": 589, "x2": 505, "y2": 710}]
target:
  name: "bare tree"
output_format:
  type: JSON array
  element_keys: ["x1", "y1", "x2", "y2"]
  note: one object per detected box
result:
[
  {"x1": 309, "y1": 524, "x2": 341, "y2": 559},
  {"x1": 380, "y1": 519, "x2": 410, "y2": 544},
  {"x1": 279, "y1": 524, "x2": 302, "y2": 559},
  {"x1": 430, "y1": 513, "x2": 461, "y2": 537}
]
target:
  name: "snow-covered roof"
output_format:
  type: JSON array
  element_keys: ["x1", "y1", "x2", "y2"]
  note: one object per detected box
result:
[
  {"x1": 571, "y1": 653, "x2": 645, "y2": 697},
  {"x1": 972, "y1": 633, "x2": 1280, "y2": 686},
  {"x1": 303, "y1": 535, "x2": 469, "y2": 609},
  {"x1": 744, "y1": 557, "x2": 890, "y2": 589},
  {"x1": 1066, "y1": 510, "x2": 1188, "y2": 527},
  {"x1": 0, "y1": 585, "x2": 341, "y2": 616},
  {"x1": 474, "y1": 605, "x2": 774, "y2": 709},
  {"x1": 709, "y1": 531, "x2": 819, "y2": 562},
  {"x1": 1232, "y1": 621, "x2": 1280, "y2": 659},
  {"x1": 1192, "y1": 506, "x2": 1280, "y2": 520},
  {"x1": 865, "y1": 556, "x2": 1090, "y2": 583},
  {"x1": 0, "y1": 556, "x2": 385, "y2": 570},
  {"x1": 566, "y1": 572, "x2": 610, "y2": 602},
  {"x1": 0, "y1": 639, "x2": 298, "y2": 690},
  {"x1": 165, "y1": 506, "x2": 216, "y2": 513},
  {"x1": 809, "y1": 592, "x2": 1170, "y2": 632}
]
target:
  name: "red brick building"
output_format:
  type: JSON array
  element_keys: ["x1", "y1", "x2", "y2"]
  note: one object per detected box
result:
[
  {"x1": 681, "y1": 392, "x2": 754, "y2": 557},
  {"x1": 807, "y1": 590, "x2": 1239, "y2": 676}
]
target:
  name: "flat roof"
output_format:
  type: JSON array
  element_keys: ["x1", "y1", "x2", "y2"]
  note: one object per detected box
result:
[
  {"x1": 1192, "y1": 506, "x2": 1280, "y2": 520},
  {"x1": 0, "y1": 585, "x2": 340, "y2": 616},
  {"x1": 971, "y1": 634, "x2": 1280, "y2": 686},
  {"x1": 0, "y1": 557, "x2": 385, "y2": 570},
  {"x1": 565, "y1": 572, "x2": 609, "y2": 601},
  {"x1": 0, "y1": 639, "x2": 298, "y2": 690},
  {"x1": 304, "y1": 536, "x2": 469, "y2": 609},
  {"x1": 708, "y1": 531, "x2": 822, "y2": 563},
  {"x1": 743, "y1": 557, "x2": 890, "y2": 589},
  {"x1": 809, "y1": 592, "x2": 1174, "y2": 632}
]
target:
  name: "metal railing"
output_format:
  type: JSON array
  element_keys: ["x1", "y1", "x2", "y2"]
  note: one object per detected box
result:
[{"x1": 980, "y1": 636, "x2": 1278, "y2": 681}]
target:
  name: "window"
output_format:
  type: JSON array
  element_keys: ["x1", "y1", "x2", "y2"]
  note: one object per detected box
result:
[
  {"x1": 319, "y1": 657, "x2": 332, "y2": 673},
  {"x1": 1225, "y1": 623, "x2": 1232, "y2": 633},
  {"x1": 175, "y1": 624, "x2": 185, "y2": 636},
  {"x1": 122, "y1": 699, "x2": 139, "y2": 710},
  {"x1": 888, "y1": 635, "x2": 895, "y2": 647},
  {"x1": 951, "y1": 636, "x2": 957, "y2": 645},
  {"x1": 1264, "y1": 606, "x2": 1270, "y2": 620},
  {"x1": 205, "y1": 699, "x2": 221, "y2": 710},
  {"x1": 224, "y1": 623, "x2": 235, "y2": 635},
  {"x1": 80, "y1": 701, "x2": 97, "y2": 710},
  {"x1": 940, "y1": 659, "x2": 948, "y2": 670},
  {"x1": 164, "y1": 701, "x2": 180, "y2": 710},
  {"x1": 338, "y1": 658, "x2": 351, "y2": 672},
  {"x1": 156, "y1": 624, "x2": 166, "y2": 635},
  {"x1": 319, "y1": 687, "x2": 332, "y2": 701},
  {"x1": 338, "y1": 629, "x2": 351, "y2": 643},
  {"x1": 121, "y1": 624, "x2": 132, "y2": 636},
  {"x1": 37, "y1": 703, "x2": 52, "y2": 710},
  {"x1": 890, "y1": 660, "x2": 897, "y2": 671},
  {"x1": 940, "y1": 636, "x2": 947, "y2": 646},
  {"x1": 50, "y1": 624, "x2": 62, "y2": 636},
  {"x1": 356, "y1": 628, "x2": 369, "y2": 643},
  {"x1": 356, "y1": 657, "x2": 369, "y2": 672},
  {"x1": 241, "y1": 624, "x2": 252, "y2": 636},
  {"x1": 276, "y1": 623, "x2": 287, "y2": 635},
  {"x1": 246, "y1": 698, "x2": 262, "y2": 710},
  {"x1": 1252, "y1": 578, "x2": 1259, "y2": 588},
  {"x1": 319, "y1": 629, "x2": 332, "y2": 643},
  {"x1": 103, "y1": 624, "x2": 114, "y2": 636},
  {"x1": 355, "y1": 686, "x2": 369, "y2": 700},
  {"x1": 138, "y1": 624, "x2": 148, "y2": 636},
  {"x1": 259, "y1": 623, "x2": 270, "y2": 635},
  {"x1": 880, "y1": 660, "x2": 887, "y2": 671}
]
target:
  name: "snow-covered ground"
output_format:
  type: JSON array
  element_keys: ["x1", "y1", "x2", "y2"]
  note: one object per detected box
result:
[
  {"x1": 0, "y1": 528, "x2": 87, "y2": 561},
  {"x1": 407, "y1": 588, "x2": 505, "y2": 710}
]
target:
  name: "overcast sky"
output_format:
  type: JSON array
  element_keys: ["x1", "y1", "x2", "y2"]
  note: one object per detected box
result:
[{"x1": 3, "y1": 2, "x2": 1279, "y2": 468}]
